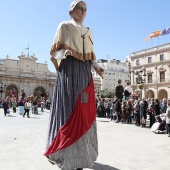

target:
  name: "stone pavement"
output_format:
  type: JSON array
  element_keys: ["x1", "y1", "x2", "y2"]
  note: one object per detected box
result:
[{"x1": 0, "y1": 108, "x2": 170, "y2": 170}]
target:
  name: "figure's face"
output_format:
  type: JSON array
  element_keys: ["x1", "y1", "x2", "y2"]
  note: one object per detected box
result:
[{"x1": 70, "y1": 2, "x2": 87, "y2": 23}]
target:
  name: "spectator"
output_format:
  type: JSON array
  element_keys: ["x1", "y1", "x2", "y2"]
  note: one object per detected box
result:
[
  {"x1": 125, "y1": 100, "x2": 133, "y2": 124},
  {"x1": 12, "y1": 98, "x2": 17, "y2": 113},
  {"x1": 115, "y1": 99, "x2": 121, "y2": 123},
  {"x1": 23, "y1": 97, "x2": 31, "y2": 118},
  {"x1": 121, "y1": 100, "x2": 127, "y2": 124},
  {"x1": 140, "y1": 98, "x2": 148, "y2": 127},
  {"x1": 3, "y1": 96, "x2": 10, "y2": 116},
  {"x1": 134, "y1": 100, "x2": 140, "y2": 126},
  {"x1": 165, "y1": 98, "x2": 170, "y2": 137},
  {"x1": 160, "y1": 98, "x2": 167, "y2": 114},
  {"x1": 148, "y1": 98, "x2": 155, "y2": 128}
]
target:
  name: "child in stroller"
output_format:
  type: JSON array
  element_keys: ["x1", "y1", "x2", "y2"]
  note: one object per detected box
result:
[
  {"x1": 32, "y1": 101, "x2": 38, "y2": 114},
  {"x1": 151, "y1": 113, "x2": 167, "y2": 134}
]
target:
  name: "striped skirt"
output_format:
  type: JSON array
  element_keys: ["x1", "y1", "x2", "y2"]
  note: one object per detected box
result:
[{"x1": 44, "y1": 56, "x2": 98, "y2": 170}]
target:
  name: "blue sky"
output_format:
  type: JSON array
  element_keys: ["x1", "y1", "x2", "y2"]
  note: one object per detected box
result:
[{"x1": 1, "y1": 0, "x2": 170, "y2": 72}]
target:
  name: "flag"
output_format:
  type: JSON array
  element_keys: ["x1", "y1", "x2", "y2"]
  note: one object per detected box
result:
[{"x1": 145, "y1": 30, "x2": 162, "y2": 41}]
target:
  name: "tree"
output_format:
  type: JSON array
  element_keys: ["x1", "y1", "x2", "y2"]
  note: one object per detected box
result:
[{"x1": 101, "y1": 89, "x2": 114, "y2": 98}]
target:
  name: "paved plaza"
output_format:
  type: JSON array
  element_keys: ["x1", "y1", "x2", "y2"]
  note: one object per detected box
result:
[{"x1": 0, "y1": 108, "x2": 170, "y2": 170}]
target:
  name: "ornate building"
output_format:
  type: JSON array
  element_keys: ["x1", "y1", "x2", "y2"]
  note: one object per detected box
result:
[
  {"x1": 130, "y1": 42, "x2": 170, "y2": 100},
  {"x1": 0, "y1": 53, "x2": 56, "y2": 101},
  {"x1": 0, "y1": 53, "x2": 102, "y2": 101}
]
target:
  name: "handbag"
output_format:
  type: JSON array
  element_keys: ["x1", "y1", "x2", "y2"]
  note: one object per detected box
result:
[
  {"x1": 140, "y1": 116, "x2": 146, "y2": 125},
  {"x1": 7, "y1": 109, "x2": 10, "y2": 114}
]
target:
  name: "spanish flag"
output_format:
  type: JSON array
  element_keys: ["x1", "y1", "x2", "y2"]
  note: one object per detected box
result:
[{"x1": 145, "y1": 30, "x2": 162, "y2": 41}]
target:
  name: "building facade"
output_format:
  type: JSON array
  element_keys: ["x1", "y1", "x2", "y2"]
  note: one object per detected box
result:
[
  {"x1": 92, "y1": 59, "x2": 130, "y2": 92},
  {"x1": 130, "y1": 42, "x2": 170, "y2": 100},
  {"x1": 0, "y1": 53, "x2": 56, "y2": 101},
  {"x1": 0, "y1": 53, "x2": 102, "y2": 101}
]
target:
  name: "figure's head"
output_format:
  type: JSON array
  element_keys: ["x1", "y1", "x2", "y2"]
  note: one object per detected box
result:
[
  {"x1": 118, "y1": 79, "x2": 121, "y2": 84},
  {"x1": 127, "y1": 81, "x2": 130, "y2": 85},
  {"x1": 69, "y1": 0, "x2": 87, "y2": 24}
]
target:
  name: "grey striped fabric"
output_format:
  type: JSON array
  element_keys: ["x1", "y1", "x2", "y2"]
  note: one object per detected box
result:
[{"x1": 45, "y1": 56, "x2": 98, "y2": 169}]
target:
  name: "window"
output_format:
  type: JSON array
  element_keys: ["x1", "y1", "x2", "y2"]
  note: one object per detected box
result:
[
  {"x1": 148, "y1": 57, "x2": 152, "y2": 63},
  {"x1": 136, "y1": 59, "x2": 139, "y2": 65},
  {"x1": 160, "y1": 72, "x2": 165, "y2": 82},
  {"x1": 148, "y1": 73, "x2": 152, "y2": 83},
  {"x1": 160, "y1": 54, "x2": 164, "y2": 61}
]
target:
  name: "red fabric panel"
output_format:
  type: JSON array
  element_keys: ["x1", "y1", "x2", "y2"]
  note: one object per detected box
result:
[{"x1": 44, "y1": 78, "x2": 96, "y2": 156}]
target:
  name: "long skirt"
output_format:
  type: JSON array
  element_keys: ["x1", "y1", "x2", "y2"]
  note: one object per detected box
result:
[{"x1": 44, "y1": 56, "x2": 98, "y2": 170}]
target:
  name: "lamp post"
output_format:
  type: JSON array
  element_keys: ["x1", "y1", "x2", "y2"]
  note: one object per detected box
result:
[
  {"x1": 0, "y1": 82, "x2": 6, "y2": 101},
  {"x1": 135, "y1": 70, "x2": 146, "y2": 99}
]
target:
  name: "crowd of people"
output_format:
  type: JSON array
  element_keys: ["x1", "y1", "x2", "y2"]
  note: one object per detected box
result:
[
  {"x1": 2, "y1": 89, "x2": 51, "y2": 118},
  {"x1": 96, "y1": 80, "x2": 170, "y2": 138}
]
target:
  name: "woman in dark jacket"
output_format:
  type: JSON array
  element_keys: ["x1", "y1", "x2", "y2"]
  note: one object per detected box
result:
[
  {"x1": 148, "y1": 98, "x2": 155, "y2": 128},
  {"x1": 125, "y1": 100, "x2": 132, "y2": 124},
  {"x1": 154, "y1": 99, "x2": 160, "y2": 123},
  {"x1": 140, "y1": 99, "x2": 148, "y2": 127},
  {"x1": 3, "y1": 96, "x2": 10, "y2": 116},
  {"x1": 115, "y1": 99, "x2": 121, "y2": 123}
]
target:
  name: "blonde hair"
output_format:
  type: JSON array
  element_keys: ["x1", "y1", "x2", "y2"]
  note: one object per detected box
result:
[{"x1": 5, "y1": 96, "x2": 10, "y2": 101}]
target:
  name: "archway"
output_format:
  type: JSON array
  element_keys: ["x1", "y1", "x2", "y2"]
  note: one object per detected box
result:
[
  {"x1": 5, "y1": 85, "x2": 18, "y2": 100},
  {"x1": 34, "y1": 86, "x2": 46, "y2": 97},
  {"x1": 34, "y1": 86, "x2": 47, "y2": 106},
  {"x1": 158, "y1": 89, "x2": 167, "y2": 100},
  {"x1": 146, "y1": 90, "x2": 154, "y2": 99}
]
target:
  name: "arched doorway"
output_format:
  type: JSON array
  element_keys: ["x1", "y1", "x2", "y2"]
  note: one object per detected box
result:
[
  {"x1": 34, "y1": 86, "x2": 46, "y2": 98},
  {"x1": 5, "y1": 85, "x2": 18, "y2": 101},
  {"x1": 34, "y1": 86, "x2": 47, "y2": 106},
  {"x1": 146, "y1": 90, "x2": 154, "y2": 99},
  {"x1": 158, "y1": 89, "x2": 167, "y2": 100}
]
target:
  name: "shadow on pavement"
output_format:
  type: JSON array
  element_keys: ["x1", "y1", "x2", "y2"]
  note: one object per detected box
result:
[
  {"x1": 29, "y1": 117, "x2": 40, "y2": 119},
  {"x1": 97, "y1": 120, "x2": 111, "y2": 122},
  {"x1": 6, "y1": 115, "x2": 17, "y2": 117},
  {"x1": 90, "y1": 162, "x2": 120, "y2": 170}
]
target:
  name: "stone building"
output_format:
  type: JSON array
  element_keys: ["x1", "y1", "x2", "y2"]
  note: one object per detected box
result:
[
  {"x1": 0, "y1": 53, "x2": 56, "y2": 101},
  {"x1": 130, "y1": 42, "x2": 170, "y2": 100},
  {"x1": 0, "y1": 53, "x2": 102, "y2": 102}
]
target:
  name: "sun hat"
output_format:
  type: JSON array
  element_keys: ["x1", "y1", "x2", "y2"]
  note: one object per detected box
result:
[{"x1": 69, "y1": 0, "x2": 84, "y2": 13}]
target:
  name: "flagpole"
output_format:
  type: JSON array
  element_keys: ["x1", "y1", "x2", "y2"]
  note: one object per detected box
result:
[
  {"x1": 25, "y1": 44, "x2": 30, "y2": 57},
  {"x1": 27, "y1": 44, "x2": 29, "y2": 57},
  {"x1": 158, "y1": 36, "x2": 159, "y2": 46}
]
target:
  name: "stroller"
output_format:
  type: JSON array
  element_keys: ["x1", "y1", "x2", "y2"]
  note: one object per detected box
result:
[
  {"x1": 32, "y1": 105, "x2": 38, "y2": 114},
  {"x1": 151, "y1": 114, "x2": 167, "y2": 134}
]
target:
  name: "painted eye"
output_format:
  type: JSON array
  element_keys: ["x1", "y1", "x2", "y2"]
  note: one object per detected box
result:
[{"x1": 76, "y1": 6, "x2": 87, "y2": 12}]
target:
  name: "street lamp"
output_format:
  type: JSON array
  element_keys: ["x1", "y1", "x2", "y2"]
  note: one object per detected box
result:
[
  {"x1": 135, "y1": 70, "x2": 146, "y2": 99},
  {"x1": 0, "y1": 82, "x2": 6, "y2": 101}
]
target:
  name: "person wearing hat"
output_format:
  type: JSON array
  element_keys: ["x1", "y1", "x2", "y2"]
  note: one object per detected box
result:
[
  {"x1": 124, "y1": 81, "x2": 132, "y2": 101},
  {"x1": 44, "y1": 1, "x2": 102, "y2": 169},
  {"x1": 115, "y1": 79, "x2": 124, "y2": 101}
]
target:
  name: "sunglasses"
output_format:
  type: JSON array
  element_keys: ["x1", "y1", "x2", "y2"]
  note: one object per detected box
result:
[{"x1": 76, "y1": 6, "x2": 87, "y2": 12}]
